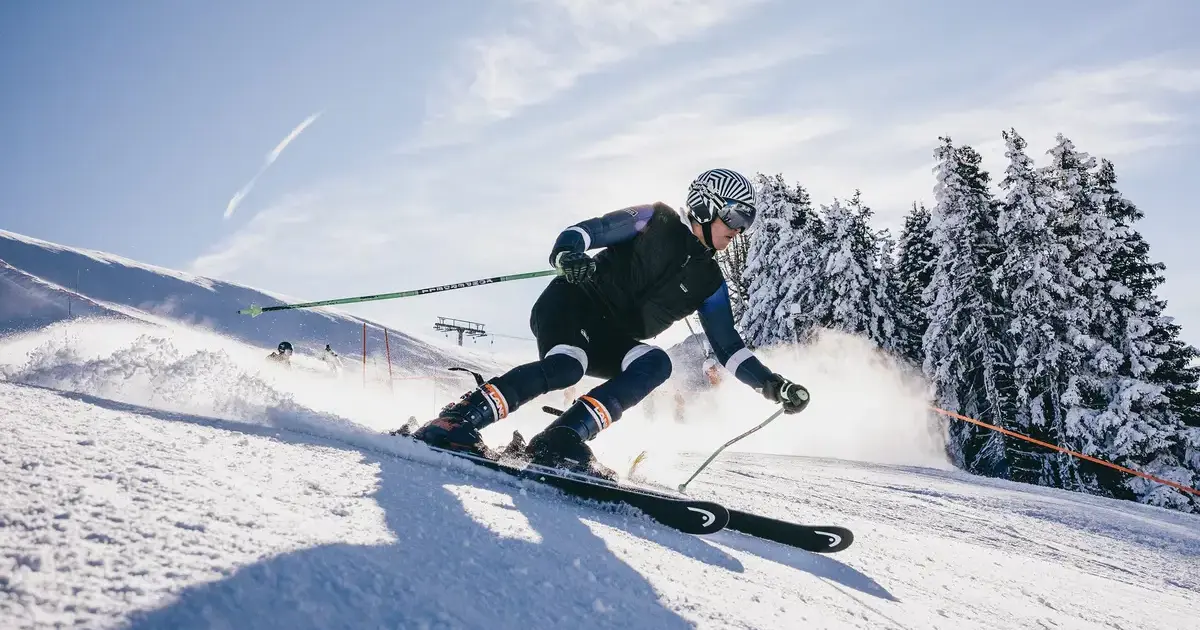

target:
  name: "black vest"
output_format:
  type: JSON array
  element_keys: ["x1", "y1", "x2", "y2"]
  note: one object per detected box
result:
[{"x1": 584, "y1": 203, "x2": 725, "y2": 339}]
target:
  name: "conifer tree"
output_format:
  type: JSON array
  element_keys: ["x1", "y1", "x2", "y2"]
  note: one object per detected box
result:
[
  {"x1": 923, "y1": 137, "x2": 1015, "y2": 476},
  {"x1": 1095, "y1": 158, "x2": 1200, "y2": 430},
  {"x1": 1040, "y1": 134, "x2": 1128, "y2": 495},
  {"x1": 993, "y1": 128, "x2": 1074, "y2": 486},
  {"x1": 1084, "y1": 157, "x2": 1200, "y2": 510},
  {"x1": 873, "y1": 227, "x2": 905, "y2": 356},
  {"x1": 739, "y1": 174, "x2": 800, "y2": 347},
  {"x1": 780, "y1": 186, "x2": 828, "y2": 343},
  {"x1": 801, "y1": 191, "x2": 901, "y2": 351},
  {"x1": 820, "y1": 194, "x2": 874, "y2": 337},
  {"x1": 895, "y1": 202, "x2": 937, "y2": 366}
]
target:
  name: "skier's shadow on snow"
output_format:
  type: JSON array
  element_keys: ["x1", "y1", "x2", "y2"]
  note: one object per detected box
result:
[{"x1": 45, "y1": 391, "x2": 894, "y2": 629}]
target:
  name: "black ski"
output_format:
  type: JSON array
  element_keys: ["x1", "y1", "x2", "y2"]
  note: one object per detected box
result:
[
  {"x1": 537, "y1": 404, "x2": 855, "y2": 553},
  {"x1": 414, "y1": 440, "x2": 729, "y2": 536},
  {"x1": 726, "y1": 510, "x2": 854, "y2": 553},
  {"x1": 576, "y1": 476, "x2": 854, "y2": 553}
]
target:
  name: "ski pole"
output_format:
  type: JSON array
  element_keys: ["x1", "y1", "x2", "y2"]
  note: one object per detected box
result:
[
  {"x1": 237, "y1": 269, "x2": 559, "y2": 317},
  {"x1": 677, "y1": 407, "x2": 785, "y2": 493}
]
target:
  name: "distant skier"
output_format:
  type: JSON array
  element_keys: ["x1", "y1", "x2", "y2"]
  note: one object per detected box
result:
[
  {"x1": 266, "y1": 341, "x2": 293, "y2": 367},
  {"x1": 320, "y1": 344, "x2": 343, "y2": 374},
  {"x1": 703, "y1": 356, "x2": 723, "y2": 386},
  {"x1": 404, "y1": 168, "x2": 810, "y2": 479},
  {"x1": 672, "y1": 357, "x2": 725, "y2": 424}
]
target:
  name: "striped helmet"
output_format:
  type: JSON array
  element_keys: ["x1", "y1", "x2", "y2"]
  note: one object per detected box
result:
[{"x1": 685, "y1": 168, "x2": 757, "y2": 232}]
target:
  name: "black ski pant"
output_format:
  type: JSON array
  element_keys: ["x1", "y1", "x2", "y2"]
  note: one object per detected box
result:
[{"x1": 487, "y1": 278, "x2": 672, "y2": 432}]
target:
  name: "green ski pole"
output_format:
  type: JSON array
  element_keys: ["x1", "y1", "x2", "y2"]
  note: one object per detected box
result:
[{"x1": 238, "y1": 268, "x2": 559, "y2": 317}]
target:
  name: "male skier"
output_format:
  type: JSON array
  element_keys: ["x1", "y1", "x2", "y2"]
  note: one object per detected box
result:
[
  {"x1": 405, "y1": 168, "x2": 810, "y2": 478},
  {"x1": 266, "y1": 341, "x2": 293, "y2": 368}
]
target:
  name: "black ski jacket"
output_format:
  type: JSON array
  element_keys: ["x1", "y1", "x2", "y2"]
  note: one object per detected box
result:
[{"x1": 548, "y1": 203, "x2": 774, "y2": 389}]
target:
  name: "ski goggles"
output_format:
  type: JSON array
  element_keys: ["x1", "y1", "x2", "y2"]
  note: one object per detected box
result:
[{"x1": 716, "y1": 199, "x2": 756, "y2": 233}]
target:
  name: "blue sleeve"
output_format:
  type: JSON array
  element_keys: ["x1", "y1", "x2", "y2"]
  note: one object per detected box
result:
[
  {"x1": 696, "y1": 282, "x2": 775, "y2": 390},
  {"x1": 548, "y1": 204, "x2": 656, "y2": 265}
]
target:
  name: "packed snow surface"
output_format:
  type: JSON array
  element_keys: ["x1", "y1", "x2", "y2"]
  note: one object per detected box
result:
[{"x1": 2, "y1": 319, "x2": 1197, "y2": 629}]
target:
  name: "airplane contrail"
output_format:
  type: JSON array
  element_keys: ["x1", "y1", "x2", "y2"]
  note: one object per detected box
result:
[{"x1": 224, "y1": 111, "x2": 322, "y2": 219}]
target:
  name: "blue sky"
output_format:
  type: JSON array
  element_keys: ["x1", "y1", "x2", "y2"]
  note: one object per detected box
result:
[{"x1": 3, "y1": 0, "x2": 1200, "y2": 357}]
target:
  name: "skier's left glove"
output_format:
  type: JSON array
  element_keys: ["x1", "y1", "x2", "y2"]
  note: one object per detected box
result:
[
  {"x1": 553, "y1": 250, "x2": 597, "y2": 284},
  {"x1": 761, "y1": 373, "x2": 810, "y2": 414}
]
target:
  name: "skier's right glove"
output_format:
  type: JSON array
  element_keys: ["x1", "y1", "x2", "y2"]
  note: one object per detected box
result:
[
  {"x1": 761, "y1": 373, "x2": 810, "y2": 414},
  {"x1": 553, "y1": 250, "x2": 596, "y2": 284}
]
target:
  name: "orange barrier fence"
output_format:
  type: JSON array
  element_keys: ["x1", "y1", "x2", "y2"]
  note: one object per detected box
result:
[{"x1": 930, "y1": 406, "x2": 1200, "y2": 497}]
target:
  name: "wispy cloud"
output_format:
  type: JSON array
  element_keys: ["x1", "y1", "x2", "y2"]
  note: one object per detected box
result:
[
  {"x1": 887, "y1": 58, "x2": 1200, "y2": 157},
  {"x1": 223, "y1": 112, "x2": 323, "y2": 219},
  {"x1": 859, "y1": 57, "x2": 1200, "y2": 219},
  {"x1": 415, "y1": 0, "x2": 764, "y2": 147}
]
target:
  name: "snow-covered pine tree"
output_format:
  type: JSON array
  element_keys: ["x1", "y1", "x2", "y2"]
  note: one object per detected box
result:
[
  {"x1": 819, "y1": 197, "x2": 865, "y2": 334},
  {"x1": 872, "y1": 227, "x2": 904, "y2": 357},
  {"x1": 1038, "y1": 134, "x2": 1119, "y2": 495},
  {"x1": 992, "y1": 128, "x2": 1075, "y2": 487},
  {"x1": 1087, "y1": 158, "x2": 1200, "y2": 510},
  {"x1": 786, "y1": 183, "x2": 820, "y2": 233},
  {"x1": 1038, "y1": 134, "x2": 1184, "y2": 501},
  {"x1": 895, "y1": 202, "x2": 937, "y2": 366},
  {"x1": 738, "y1": 173, "x2": 801, "y2": 347},
  {"x1": 923, "y1": 137, "x2": 1015, "y2": 476},
  {"x1": 1095, "y1": 159, "x2": 1200, "y2": 429},
  {"x1": 780, "y1": 184, "x2": 827, "y2": 343},
  {"x1": 801, "y1": 191, "x2": 898, "y2": 351},
  {"x1": 766, "y1": 177, "x2": 820, "y2": 343}
]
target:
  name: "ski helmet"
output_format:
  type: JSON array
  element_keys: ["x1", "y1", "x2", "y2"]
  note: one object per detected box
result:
[
  {"x1": 278, "y1": 341, "x2": 293, "y2": 354},
  {"x1": 685, "y1": 168, "x2": 757, "y2": 248}
]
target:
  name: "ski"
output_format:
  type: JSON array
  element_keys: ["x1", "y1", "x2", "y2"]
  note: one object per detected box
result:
[
  {"x1": 410, "y1": 438, "x2": 730, "y2": 536},
  {"x1": 726, "y1": 510, "x2": 854, "y2": 553},
  {"x1": 569, "y1": 475, "x2": 854, "y2": 553}
]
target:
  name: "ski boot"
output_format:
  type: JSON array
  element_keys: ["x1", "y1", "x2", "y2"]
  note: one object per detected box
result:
[
  {"x1": 525, "y1": 398, "x2": 617, "y2": 481},
  {"x1": 405, "y1": 384, "x2": 509, "y2": 458}
]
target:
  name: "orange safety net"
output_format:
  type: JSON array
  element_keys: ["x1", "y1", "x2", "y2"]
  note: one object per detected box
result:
[{"x1": 930, "y1": 406, "x2": 1199, "y2": 497}]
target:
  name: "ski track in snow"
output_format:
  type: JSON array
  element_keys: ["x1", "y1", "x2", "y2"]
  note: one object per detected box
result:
[{"x1": 3, "y1": 377, "x2": 1198, "y2": 630}]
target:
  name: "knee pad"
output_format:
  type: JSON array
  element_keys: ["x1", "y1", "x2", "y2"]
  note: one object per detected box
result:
[
  {"x1": 542, "y1": 345, "x2": 586, "y2": 389},
  {"x1": 621, "y1": 345, "x2": 672, "y2": 387},
  {"x1": 577, "y1": 346, "x2": 671, "y2": 425}
]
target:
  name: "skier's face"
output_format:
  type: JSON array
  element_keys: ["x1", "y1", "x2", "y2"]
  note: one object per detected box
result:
[{"x1": 708, "y1": 217, "x2": 740, "y2": 250}]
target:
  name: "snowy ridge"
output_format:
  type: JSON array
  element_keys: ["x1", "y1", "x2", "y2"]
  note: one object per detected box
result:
[
  {"x1": 0, "y1": 260, "x2": 136, "y2": 333},
  {"x1": 0, "y1": 228, "x2": 506, "y2": 377},
  {"x1": 0, "y1": 229, "x2": 218, "y2": 291}
]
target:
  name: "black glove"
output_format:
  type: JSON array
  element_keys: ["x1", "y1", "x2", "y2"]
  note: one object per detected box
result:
[
  {"x1": 761, "y1": 373, "x2": 810, "y2": 414},
  {"x1": 553, "y1": 250, "x2": 596, "y2": 284}
]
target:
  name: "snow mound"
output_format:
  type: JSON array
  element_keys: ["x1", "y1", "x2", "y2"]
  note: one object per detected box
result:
[{"x1": 0, "y1": 318, "x2": 474, "y2": 444}]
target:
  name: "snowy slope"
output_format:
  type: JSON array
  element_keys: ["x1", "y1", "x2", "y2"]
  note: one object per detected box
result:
[
  {"x1": 0, "y1": 229, "x2": 505, "y2": 377},
  {"x1": 4, "y1": 380, "x2": 1197, "y2": 630},
  {"x1": 2, "y1": 320, "x2": 1197, "y2": 629}
]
